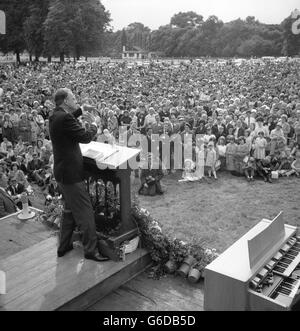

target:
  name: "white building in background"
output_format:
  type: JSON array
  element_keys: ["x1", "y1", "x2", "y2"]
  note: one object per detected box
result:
[{"x1": 121, "y1": 46, "x2": 160, "y2": 60}]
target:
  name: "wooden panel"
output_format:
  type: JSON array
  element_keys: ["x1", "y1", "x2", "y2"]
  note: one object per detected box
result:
[
  {"x1": 248, "y1": 212, "x2": 285, "y2": 269},
  {"x1": 88, "y1": 274, "x2": 204, "y2": 311},
  {"x1": 204, "y1": 269, "x2": 247, "y2": 311},
  {"x1": 59, "y1": 253, "x2": 152, "y2": 310},
  {"x1": 0, "y1": 207, "x2": 50, "y2": 260},
  {"x1": 0, "y1": 236, "x2": 151, "y2": 311},
  {"x1": 248, "y1": 289, "x2": 289, "y2": 311}
]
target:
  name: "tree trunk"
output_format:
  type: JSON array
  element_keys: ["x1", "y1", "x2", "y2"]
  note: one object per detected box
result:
[
  {"x1": 60, "y1": 53, "x2": 65, "y2": 62},
  {"x1": 16, "y1": 52, "x2": 21, "y2": 64},
  {"x1": 47, "y1": 55, "x2": 52, "y2": 63},
  {"x1": 29, "y1": 54, "x2": 33, "y2": 62},
  {"x1": 85, "y1": 56, "x2": 87, "y2": 61},
  {"x1": 35, "y1": 55, "x2": 39, "y2": 62}
]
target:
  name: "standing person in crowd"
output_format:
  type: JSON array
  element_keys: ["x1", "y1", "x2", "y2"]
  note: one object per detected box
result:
[
  {"x1": 49, "y1": 88, "x2": 109, "y2": 262},
  {"x1": 253, "y1": 131, "x2": 267, "y2": 160},
  {"x1": 2, "y1": 113, "x2": 14, "y2": 142},
  {"x1": 205, "y1": 141, "x2": 218, "y2": 179},
  {"x1": 226, "y1": 135, "x2": 237, "y2": 173}
]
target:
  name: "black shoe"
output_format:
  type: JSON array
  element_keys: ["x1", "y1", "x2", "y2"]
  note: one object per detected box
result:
[
  {"x1": 84, "y1": 252, "x2": 109, "y2": 262},
  {"x1": 57, "y1": 245, "x2": 73, "y2": 257}
]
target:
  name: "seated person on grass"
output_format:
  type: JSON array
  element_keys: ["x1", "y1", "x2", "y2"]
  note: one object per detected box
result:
[{"x1": 286, "y1": 151, "x2": 300, "y2": 178}]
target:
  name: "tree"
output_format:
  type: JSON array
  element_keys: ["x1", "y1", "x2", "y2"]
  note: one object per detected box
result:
[
  {"x1": 125, "y1": 22, "x2": 151, "y2": 50},
  {"x1": 43, "y1": 0, "x2": 111, "y2": 61},
  {"x1": 170, "y1": 11, "x2": 203, "y2": 29},
  {"x1": 0, "y1": 0, "x2": 30, "y2": 63},
  {"x1": 23, "y1": 0, "x2": 50, "y2": 61},
  {"x1": 121, "y1": 28, "x2": 127, "y2": 48}
]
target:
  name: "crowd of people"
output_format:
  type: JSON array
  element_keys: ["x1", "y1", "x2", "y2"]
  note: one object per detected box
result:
[{"x1": 0, "y1": 57, "x2": 299, "y2": 204}]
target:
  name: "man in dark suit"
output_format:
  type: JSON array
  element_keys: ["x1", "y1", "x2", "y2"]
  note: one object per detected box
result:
[
  {"x1": 27, "y1": 153, "x2": 44, "y2": 185},
  {"x1": 0, "y1": 176, "x2": 17, "y2": 218},
  {"x1": 49, "y1": 88, "x2": 108, "y2": 262},
  {"x1": 6, "y1": 177, "x2": 31, "y2": 209}
]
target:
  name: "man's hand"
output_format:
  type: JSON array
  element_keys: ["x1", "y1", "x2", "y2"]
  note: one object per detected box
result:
[{"x1": 82, "y1": 112, "x2": 96, "y2": 124}]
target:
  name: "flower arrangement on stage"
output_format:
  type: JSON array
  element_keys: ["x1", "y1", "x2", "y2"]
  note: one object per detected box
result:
[
  {"x1": 38, "y1": 196, "x2": 64, "y2": 230},
  {"x1": 131, "y1": 200, "x2": 219, "y2": 281}
]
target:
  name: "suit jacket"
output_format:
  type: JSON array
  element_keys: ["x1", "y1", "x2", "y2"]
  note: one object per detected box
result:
[
  {"x1": 0, "y1": 188, "x2": 17, "y2": 218},
  {"x1": 234, "y1": 127, "x2": 245, "y2": 139},
  {"x1": 7, "y1": 183, "x2": 25, "y2": 196},
  {"x1": 49, "y1": 107, "x2": 97, "y2": 184},
  {"x1": 27, "y1": 159, "x2": 44, "y2": 173}
]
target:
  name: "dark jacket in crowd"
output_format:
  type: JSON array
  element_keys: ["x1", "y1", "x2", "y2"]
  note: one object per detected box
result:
[{"x1": 0, "y1": 188, "x2": 17, "y2": 218}]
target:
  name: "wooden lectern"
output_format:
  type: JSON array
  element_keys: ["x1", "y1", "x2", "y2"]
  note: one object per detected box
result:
[{"x1": 80, "y1": 142, "x2": 140, "y2": 261}]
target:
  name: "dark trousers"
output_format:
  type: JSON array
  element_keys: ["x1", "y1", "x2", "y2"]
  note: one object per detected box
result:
[{"x1": 58, "y1": 181, "x2": 97, "y2": 256}]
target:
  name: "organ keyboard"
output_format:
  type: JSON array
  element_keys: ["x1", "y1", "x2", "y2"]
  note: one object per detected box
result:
[{"x1": 204, "y1": 212, "x2": 300, "y2": 310}]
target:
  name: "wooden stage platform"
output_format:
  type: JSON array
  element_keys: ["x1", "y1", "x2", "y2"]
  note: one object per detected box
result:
[{"x1": 0, "y1": 209, "x2": 151, "y2": 311}]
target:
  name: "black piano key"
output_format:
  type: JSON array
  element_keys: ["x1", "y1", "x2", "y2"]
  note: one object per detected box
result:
[
  {"x1": 270, "y1": 291, "x2": 279, "y2": 300},
  {"x1": 277, "y1": 287, "x2": 291, "y2": 295},
  {"x1": 281, "y1": 283, "x2": 294, "y2": 290},
  {"x1": 285, "y1": 278, "x2": 297, "y2": 285},
  {"x1": 274, "y1": 267, "x2": 285, "y2": 273},
  {"x1": 278, "y1": 261, "x2": 289, "y2": 268},
  {"x1": 286, "y1": 253, "x2": 296, "y2": 260},
  {"x1": 282, "y1": 257, "x2": 294, "y2": 264}
]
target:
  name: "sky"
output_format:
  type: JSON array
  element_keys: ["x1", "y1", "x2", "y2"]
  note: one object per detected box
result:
[{"x1": 101, "y1": 0, "x2": 300, "y2": 31}]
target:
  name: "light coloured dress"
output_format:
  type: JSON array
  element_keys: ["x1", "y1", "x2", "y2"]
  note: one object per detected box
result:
[
  {"x1": 226, "y1": 143, "x2": 237, "y2": 171},
  {"x1": 253, "y1": 137, "x2": 267, "y2": 160},
  {"x1": 205, "y1": 148, "x2": 217, "y2": 168}
]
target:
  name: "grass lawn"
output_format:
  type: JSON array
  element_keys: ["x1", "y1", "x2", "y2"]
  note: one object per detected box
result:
[
  {"x1": 132, "y1": 172, "x2": 300, "y2": 254},
  {"x1": 30, "y1": 172, "x2": 300, "y2": 256}
]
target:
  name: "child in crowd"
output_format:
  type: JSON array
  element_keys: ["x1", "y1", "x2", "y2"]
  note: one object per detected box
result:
[
  {"x1": 277, "y1": 148, "x2": 294, "y2": 176},
  {"x1": 256, "y1": 156, "x2": 273, "y2": 183},
  {"x1": 253, "y1": 131, "x2": 267, "y2": 160},
  {"x1": 181, "y1": 159, "x2": 196, "y2": 181},
  {"x1": 206, "y1": 141, "x2": 217, "y2": 179},
  {"x1": 195, "y1": 144, "x2": 205, "y2": 180},
  {"x1": 286, "y1": 151, "x2": 300, "y2": 177},
  {"x1": 242, "y1": 156, "x2": 256, "y2": 182}
]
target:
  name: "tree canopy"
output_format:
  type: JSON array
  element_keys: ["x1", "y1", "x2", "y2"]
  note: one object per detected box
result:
[
  {"x1": 0, "y1": 0, "x2": 110, "y2": 62},
  {"x1": 0, "y1": 5, "x2": 299, "y2": 62}
]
